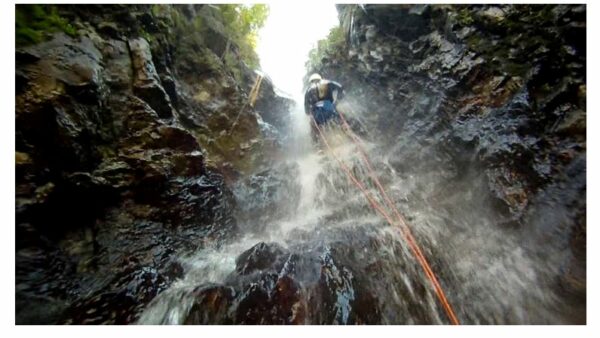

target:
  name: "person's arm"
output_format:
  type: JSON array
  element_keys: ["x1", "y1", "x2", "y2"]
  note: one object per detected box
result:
[{"x1": 330, "y1": 81, "x2": 344, "y2": 101}]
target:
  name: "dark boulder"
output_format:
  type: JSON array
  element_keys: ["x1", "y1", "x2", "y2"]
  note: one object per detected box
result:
[
  {"x1": 184, "y1": 285, "x2": 236, "y2": 324},
  {"x1": 181, "y1": 239, "x2": 383, "y2": 325},
  {"x1": 235, "y1": 242, "x2": 288, "y2": 275}
]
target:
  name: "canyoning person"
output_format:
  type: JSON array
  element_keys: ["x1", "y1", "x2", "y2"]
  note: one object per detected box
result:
[{"x1": 304, "y1": 73, "x2": 345, "y2": 138}]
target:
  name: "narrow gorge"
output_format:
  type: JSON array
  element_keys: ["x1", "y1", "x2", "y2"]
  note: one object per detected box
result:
[{"x1": 15, "y1": 4, "x2": 585, "y2": 325}]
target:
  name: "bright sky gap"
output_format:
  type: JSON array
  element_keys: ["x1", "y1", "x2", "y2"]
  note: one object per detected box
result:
[{"x1": 256, "y1": 3, "x2": 339, "y2": 99}]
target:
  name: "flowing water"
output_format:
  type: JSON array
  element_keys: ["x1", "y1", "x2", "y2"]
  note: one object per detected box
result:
[{"x1": 137, "y1": 100, "x2": 582, "y2": 324}]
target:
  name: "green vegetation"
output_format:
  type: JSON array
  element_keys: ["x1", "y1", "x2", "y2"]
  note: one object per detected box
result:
[
  {"x1": 306, "y1": 25, "x2": 345, "y2": 70},
  {"x1": 455, "y1": 8, "x2": 475, "y2": 26},
  {"x1": 158, "y1": 4, "x2": 268, "y2": 81},
  {"x1": 217, "y1": 4, "x2": 269, "y2": 69},
  {"x1": 16, "y1": 5, "x2": 77, "y2": 46},
  {"x1": 139, "y1": 29, "x2": 153, "y2": 43},
  {"x1": 150, "y1": 4, "x2": 269, "y2": 171}
]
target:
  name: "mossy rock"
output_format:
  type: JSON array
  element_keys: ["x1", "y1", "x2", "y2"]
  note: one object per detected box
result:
[{"x1": 16, "y1": 5, "x2": 78, "y2": 46}]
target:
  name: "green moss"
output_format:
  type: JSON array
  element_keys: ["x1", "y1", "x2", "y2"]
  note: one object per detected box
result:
[
  {"x1": 215, "y1": 4, "x2": 268, "y2": 69},
  {"x1": 193, "y1": 15, "x2": 204, "y2": 32},
  {"x1": 306, "y1": 25, "x2": 345, "y2": 70},
  {"x1": 15, "y1": 26, "x2": 42, "y2": 46},
  {"x1": 455, "y1": 8, "x2": 475, "y2": 26},
  {"x1": 165, "y1": 4, "x2": 267, "y2": 78},
  {"x1": 167, "y1": 7, "x2": 207, "y2": 70},
  {"x1": 224, "y1": 51, "x2": 243, "y2": 83},
  {"x1": 16, "y1": 5, "x2": 77, "y2": 46},
  {"x1": 150, "y1": 4, "x2": 174, "y2": 30},
  {"x1": 151, "y1": 4, "x2": 162, "y2": 17},
  {"x1": 139, "y1": 29, "x2": 154, "y2": 43}
]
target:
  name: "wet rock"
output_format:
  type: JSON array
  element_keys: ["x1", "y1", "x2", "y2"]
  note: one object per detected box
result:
[
  {"x1": 233, "y1": 273, "x2": 279, "y2": 324},
  {"x1": 355, "y1": 5, "x2": 432, "y2": 42},
  {"x1": 312, "y1": 249, "x2": 357, "y2": 324},
  {"x1": 184, "y1": 285, "x2": 236, "y2": 324},
  {"x1": 228, "y1": 272, "x2": 306, "y2": 325},
  {"x1": 554, "y1": 109, "x2": 586, "y2": 137},
  {"x1": 16, "y1": 245, "x2": 79, "y2": 324},
  {"x1": 156, "y1": 126, "x2": 201, "y2": 152},
  {"x1": 117, "y1": 95, "x2": 162, "y2": 133},
  {"x1": 16, "y1": 151, "x2": 32, "y2": 166},
  {"x1": 16, "y1": 5, "x2": 264, "y2": 325},
  {"x1": 314, "y1": 4, "x2": 585, "y2": 224},
  {"x1": 188, "y1": 242, "x2": 306, "y2": 324},
  {"x1": 16, "y1": 33, "x2": 109, "y2": 173},
  {"x1": 92, "y1": 161, "x2": 136, "y2": 190},
  {"x1": 137, "y1": 12, "x2": 160, "y2": 34},
  {"x1": 478, "y1": 7, "x2": 506, "y2": 22},
  {"x1": 164, "y1": 172, "x2": 237, "y2": 232},
  {"x1": 232, "y1": 163, "x2": 301, "y2": 233},
  {"x1": 102, "y1": 39, "x2": 132, "y2": 89},
  {"x1": 235, "y1": 242, "x2": 288, "y2": 275},
  {"x1": 97, "y1": 22, "x2": 121, "y2": 39},
  {"x1": 270, "y1": 275, "x2": 307, "y2": 324},
  {"x1": 120, "y1": 125, "x2": 201, "y2": 153},
  {"x1": 16, "y1": 34, "x2": 103, "y2": 97},
  {"x1": 16, "y1": 294, "x2": 69, "y2": 325},
  {"x1": 159, "y1": 67, "x2": 178, "y2": 107},
  {"x1": 179, "y1": 238, "x2": 384, "y2": 325},
  {"x1": 308, "y1": 4, "x2": 585, "y2": 323},
  {"x1": 51, "y1": 178, "x2": 234, "y2": 325},
  {"x1": 129, "y1": 37, "x2": 174, "y2": 119},
  {"x1": 307, "y1": 245, "x2": 382, "y2": 325},
  {"x1": 250, "y1": 74, "x2": 294, "y2": 135},
  {"x1": 62, "y1": 266, "x2": 170, "y2": 324},
  {"x1": 558, "y1": 253, "x2": 586, "y2": 299}
]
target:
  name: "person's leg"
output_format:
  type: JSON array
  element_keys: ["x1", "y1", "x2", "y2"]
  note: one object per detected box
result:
[
  {"x1": 314, "y1": 106, "x2": 326, "y2": 125},
  {"x1": 322, "y1": 101, "x2": 340, "y2": 126}
]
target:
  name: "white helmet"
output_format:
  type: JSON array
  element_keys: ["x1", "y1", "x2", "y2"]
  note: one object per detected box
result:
[{"x1": 309, "y1": 73, "x2": 322, "y2": 83}]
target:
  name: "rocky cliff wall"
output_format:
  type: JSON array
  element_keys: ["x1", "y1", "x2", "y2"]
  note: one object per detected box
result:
[
  {"x1": 307, "y1": 3, "x2": 585, "y2": 307},
  {"x1": 15, "y1": 4, "x2": 292, "y2": 324}
]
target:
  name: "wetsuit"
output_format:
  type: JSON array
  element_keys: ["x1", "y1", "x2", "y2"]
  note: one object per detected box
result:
[{"x1": 304, "y1": 80, "x2": 344, "y2": 125}]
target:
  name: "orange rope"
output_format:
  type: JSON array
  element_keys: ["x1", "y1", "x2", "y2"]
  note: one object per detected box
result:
[
  {"x1": 249, "y1": 75, "x2": 264, "y2": 108},
  {"x1": 312, "y1": 120, "x2": 400, "y2": 231},
  {"x1": 336, "y1": 109, "x2": 460, "y2": 325},
  {"x1": 311, "y1": 114, "x2": 460, "y2": 325},
  {"x1": 229, "y1": 74, "x2": 263, "y2": 134}
]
